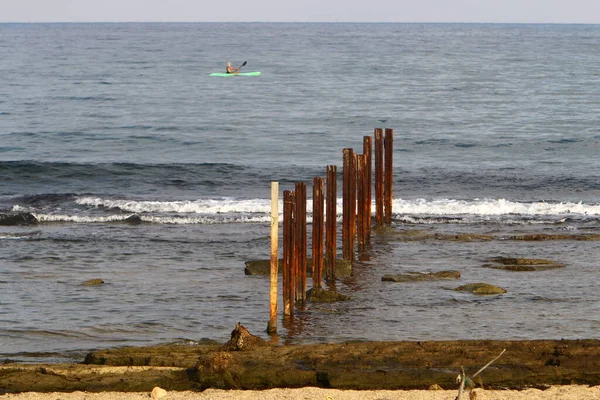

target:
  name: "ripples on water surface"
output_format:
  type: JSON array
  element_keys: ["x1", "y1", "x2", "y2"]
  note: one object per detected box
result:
[{"x1": 1, "y1": 23, "x2": 600, "y2": 362}]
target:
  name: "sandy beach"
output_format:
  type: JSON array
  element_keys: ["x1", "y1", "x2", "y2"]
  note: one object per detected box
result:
[{"x1": 3, "y1": 386, "x2": 600, "y2": 400}]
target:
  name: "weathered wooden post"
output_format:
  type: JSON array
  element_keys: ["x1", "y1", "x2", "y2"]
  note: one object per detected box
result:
[
  {"x1": 267, "y1": 182, "x2": 279, "y2": 334},
  {"x1": 343, "y1": 148, "x2": 356, "y2": 260},
  {"x1": 384, "y1": 128, "x2": 394, "y2": 225},
  {"x1": 374, "y1": 128, "x2": 384, "y2": 227},
  {"x1": 295, "y1": 182, "x2": 307, "y2": 305},
  {"x1": 312, "y1": 177, "x2": 324, "y2": 290},
  {"x1": 282, "y1": 190, "x2": 293, "y2": 316},
  {"x1": 356, "y1": 154, "x2": 366, "y2": 251},
  {"x1": 325, "y1": 165, "x2": 337, "y2": 282},
  {"x1": 290, "y1": 191, "x2": 297, "y2": 310},
  {"x1": 350, "y1": 152, "x2": 357, "y2": 257},
  {"x1": 342, "y1": 149, "x2": 351, "y2": 259},
  {"x1": 363, "y1": 136, "x2": 372, "y2": 237}
]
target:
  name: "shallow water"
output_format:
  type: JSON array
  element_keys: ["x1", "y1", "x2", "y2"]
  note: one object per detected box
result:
[{"x1": 1, "y1": 22, "x2": 600, "y2": 362}]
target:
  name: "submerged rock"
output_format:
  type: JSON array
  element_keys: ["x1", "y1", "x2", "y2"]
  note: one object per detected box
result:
[
  {"x1": 244, "y1": 258, "x2": 352, "y2": 278},
  {"x1": 125, "y1": 214, "x2": 143, "y2": 224},
  {"x1": 490, "y1": 257, "x2": 556, "y2": 265},
  {"x1": 509, "y1": 233, "x2": 600, "y2": 241},
  {"x1": 483, "y1": 257, "x2": 565, "y2": 271},
  {"x1": 306, "y1": 287, "x2": 351, "y2": 302},
  {"x1": 455, "y1": 283, "x2": 507, "y2": 295},
  {"x1": 434, "y1": 233, "x2": 494, "y2": 242},
  {"x1": 388, "y1": 229, "x2": 493, "y2": 242},
  {"x1": 82, "y1": 279, "x2": 105, "y2": 286},
  {"x1": 382, "y1": 270, "x2": 461, "y2": 282},
  {"x1": 0, "y1": 213, "x2": 38, "y2": 226},
  {"x1": 389, "y1": 229, "x2": 433, "y2": 241}
]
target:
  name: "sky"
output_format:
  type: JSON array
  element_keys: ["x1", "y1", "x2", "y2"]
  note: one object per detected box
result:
[{"x1": 1, "y1": 0, "x2": 599, "y2": 24}]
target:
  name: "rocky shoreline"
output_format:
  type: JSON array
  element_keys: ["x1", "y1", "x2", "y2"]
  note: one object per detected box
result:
[{"x1": 3, "y1": 337, "x2": 600, "y2": 394}]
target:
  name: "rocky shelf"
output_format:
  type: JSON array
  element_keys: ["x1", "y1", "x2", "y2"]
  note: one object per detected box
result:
[{"x1": 3, "y1": 338, "x2": 600, "y2": 393}]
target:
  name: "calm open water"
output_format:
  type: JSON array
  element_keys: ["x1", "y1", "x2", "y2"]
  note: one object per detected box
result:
[{"x1": 1, "y1": 22, "x2": 600, "y2": 363}]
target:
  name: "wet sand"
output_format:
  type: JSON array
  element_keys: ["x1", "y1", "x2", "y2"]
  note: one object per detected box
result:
[{"x1": 2, "y1": 386, "x2": 600, "y2": 400}]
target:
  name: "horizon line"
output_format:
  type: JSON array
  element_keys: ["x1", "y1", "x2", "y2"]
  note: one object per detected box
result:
[{"x1": 1, "y1": 20, "x2": 599, "y2": 25}]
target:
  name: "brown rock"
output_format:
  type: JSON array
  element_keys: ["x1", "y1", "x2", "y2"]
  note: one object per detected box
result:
[
  {"x1": 221, "y1": 323, "x2": 269, "y2": 351},
  {"x1": 436, "y1": 233, "x2": 494, "y2": 242},
  {"x1": 382, "y1": 270, "x2": 460, "y2": 282},
  {"x1": 484, "y1": 257, "x2": 565, "y2": 271},
  {"x1": 306, "y1": 287, "x2": 351, "y2": 302},
  {"x1": 82, "y1": 279, "x2": 105, "y2": 286},
  {"x1": 455, "y1": 283, "x2": 507, "y2": 295}
]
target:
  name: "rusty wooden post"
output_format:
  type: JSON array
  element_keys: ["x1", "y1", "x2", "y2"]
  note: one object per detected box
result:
[
  {"x1": 349, "y1": 152, "x2": 357, "y2": 259},
  {"x1": 374, "y1": 128, "x2": 384, "y2": 227},
  {"x1": 356, "y1": 155, "x2": 366, "y2": 251},
  {"x1": 295, "y1": 182, "x2": 307, "y2": 305},
  {"x1": 290, "y1": 191, "x2": 297, "y2": 311},
  {"x1": 267, "y1": 182, "x2": 279, "y2": 334},
  {"x1": 312, "y1": 177, "x2": 324, "y2": 290},
  {"x1": 363, "y1": 136, "x2": 372, "y2": 237},
  {"x1": 384, "y1": 128, "x2": 394, "y2": 225},
  {"x1": 342, "y1": 148, "x2": 353, "y2": 260},
  {"x1": 282, "y1": 190, "x2": 293, "y2": 316},
  {"x1": 325, "y1": 165, "x2": 337, "y2": 282}
]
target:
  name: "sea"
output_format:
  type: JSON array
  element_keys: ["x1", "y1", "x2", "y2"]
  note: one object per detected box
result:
[{"x1": 1, "y1": 22, "x2": 600, "y2": 363}]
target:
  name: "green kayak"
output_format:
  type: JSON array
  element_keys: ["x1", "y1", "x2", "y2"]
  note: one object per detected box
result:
[{"x1": 209, "y1": 71, "x2": 261, "y2": 77}]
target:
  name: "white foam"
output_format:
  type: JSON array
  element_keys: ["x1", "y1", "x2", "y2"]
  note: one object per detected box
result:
[
  {"x1": 24, "y1": 196, "x2": 599, "y2": 225},
  {"x1": 141, "y1": 214, "x2": 272, "y2": 225},
  {"x1": 33, "y1": 214, "x2": 133, "y2": 223},
  {"x1": 392, "y1": 198, "x2": 600, "y2": 216},
  {"x1": 75, "y1": 196, "x2": 275, "y2": 214},
  {"x1": 76, "y1": 196, "x2": 600, "y2": 217}
]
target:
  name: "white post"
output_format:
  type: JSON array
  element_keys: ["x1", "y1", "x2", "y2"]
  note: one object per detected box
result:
[{"x1": 267, "y1": 182, "x2": 279, "y2": 334}]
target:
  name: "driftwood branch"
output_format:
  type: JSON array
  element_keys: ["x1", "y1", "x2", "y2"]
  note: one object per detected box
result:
[
  {"x1": 455, "y1": 348, "x2": 506, "y2": 400},
  {"x1": 455, "y1": 366, "x2": 467, "y2": 400},
  {"x1": 473, "y1": 348, "x2": 506, "y2": 378}
]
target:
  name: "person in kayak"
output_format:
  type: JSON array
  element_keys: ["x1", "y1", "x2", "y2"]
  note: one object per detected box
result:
[{"x1": 226, "y1": 62, "x2": 240, "y2": 74}]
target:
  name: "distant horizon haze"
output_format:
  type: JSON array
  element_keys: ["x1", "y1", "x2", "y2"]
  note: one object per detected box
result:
[{"x1": 1, "y1": 0, "x2": 599, "y2": 24}]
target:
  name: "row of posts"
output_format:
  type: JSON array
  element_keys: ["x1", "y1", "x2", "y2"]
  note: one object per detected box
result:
[{"x1": 267, "y1": 128, "x2": 394, "y2": 334}]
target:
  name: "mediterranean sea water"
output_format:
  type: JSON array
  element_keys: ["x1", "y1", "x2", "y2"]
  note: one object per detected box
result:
[{"x1": 1, "y1": 22, "x2": 600, "y2": 363}]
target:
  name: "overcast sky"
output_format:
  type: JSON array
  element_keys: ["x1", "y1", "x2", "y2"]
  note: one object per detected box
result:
[{"x1": 1, "y1": 0, "x2": 599, "y2": 23}]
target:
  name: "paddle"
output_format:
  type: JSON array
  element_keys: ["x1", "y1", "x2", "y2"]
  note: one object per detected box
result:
[{"x1": 231, "y1": 61, "x2": 247, "y2": 75}]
